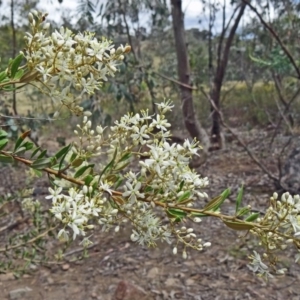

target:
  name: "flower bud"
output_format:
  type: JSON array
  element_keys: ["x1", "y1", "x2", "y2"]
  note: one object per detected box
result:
[
  {"x1": 28, "y1": 13, "x2": 34, "y2": 23},
  {"x1": 124, "y1": 45, "x2": 131, "y2": 53},
  {"x1": 43, "y1": 23, "x2": 50, "y2": 30}
]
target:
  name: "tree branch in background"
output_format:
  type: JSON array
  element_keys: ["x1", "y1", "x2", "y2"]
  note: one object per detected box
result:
[
  {"x1": 242, "y1": 0, "x2": 300, "y2": 79},
  {"x1": 200, "y1": 86, "x2": 279, "y2": 183}
]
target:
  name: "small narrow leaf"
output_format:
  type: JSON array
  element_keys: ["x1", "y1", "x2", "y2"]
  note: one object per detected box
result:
[
  {"x1": 120, "y1": 152, "x2": 131, "y2": 162},
  {"x1": 14, "y1": 146, "x2": 27, "y2": 155},
  {"x1": 14, "y1": 69, "x2": 24, "y2": 79},
  {"x1": 202, "y1": 188, "x2": 230, "y2": 212},
  {"x1": 10, "y1": 53, "x2": 24, "y2": 78},
  {"x1": 167, "y1": 208, "x2": 187, "y2": 222},
  {"x1": 30, "y1": 147, "x2": 41, "y2": 159},
  {"x1": 191, "y1": 212, "x2": 210, "y2": 218},
  {"x1": 74, "y1": 164, "x2": 94, "y2": 178},
  {"x1": 72, "y1": 158, "x2": 84, "y2": 167},
  {"x1": 236, "y1": 206, "x2": 250, "y2": 217},
  {"x1": 235, "y1": 185, "x2": 244, "y2": 213},
  {"x1": 23, "y1": 141, "x2": 34, "y2": 151},
  {"x1": 0, "y1": 130, "x2": 8, "y2": 139},
  {"x1": 222, "y1": 219, "x2": 254, "y2": 231},
  {"x1": 99, "y1": 148, "x2": 117, "y2": 179},
  {"x1": 114, "y1": 177, "x2": 123, "y2": 189},
  {"x1": 177, "y1": 191, "x2": 191, "y2": 203},
  {"x1": 31, "y1": 158, "x2": 52, "y2": 170},
  {"x1": 54, "y1": 144, "x2": 72, "y2": 160},
  {"x1": 245, "y1": 213, "x2": 260, "y2": 222},
  {"x1": 13, "y1": 136, "x2": 25, "y2": 152},
  {"x1": 0, "y1": 70, "x2": 7, "y2": 82},
  {"x1": 0, "y1": 139, "x2": 8, "y2": 150},
  {"x1": 37, "y1": 149, "x2": 47, "y2": 159},
  {"x1": 177, "y1": 180, "x2": 185, "y2": 192},
  {"x1": 32, "y1": 168, "x2": 42, "y2": 177},
  {"x1": 84, "y1": 174, "x2": 94, "y2": 185}
]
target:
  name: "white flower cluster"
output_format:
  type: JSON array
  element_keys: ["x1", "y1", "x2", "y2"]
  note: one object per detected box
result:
[
  {"x1": 248, "y1": 192, "x2": 300, "y2": 278},
  {"x1": 22, "y1": 10, "x2": 130, "y2": 115},
  {"x1": 46, "y1": 100, "x2": 210, "y2": 254}
]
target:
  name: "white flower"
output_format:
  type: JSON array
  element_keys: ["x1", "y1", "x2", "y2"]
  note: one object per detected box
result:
[
  {"x1": 99, "y1": 181, "x2": 113, "y2": 195},
  {"x1": 57, "y1": 228, "x2": 69, "y2": 241},
  {"x1": 122, "y1": 181, "x2": 145, "y2": 202},
  {"x1": 45, "y1": 187, "x2": 62, "y2": 204},
  {"x1": 248, "y1": 251, "x2": 272, "y2": 278}
]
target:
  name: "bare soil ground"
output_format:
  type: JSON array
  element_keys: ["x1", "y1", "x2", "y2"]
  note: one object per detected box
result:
[{"x1": 1, "y1": 129, "x2": 300, "y2": 300}]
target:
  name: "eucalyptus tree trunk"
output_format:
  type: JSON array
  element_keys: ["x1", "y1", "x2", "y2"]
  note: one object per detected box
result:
[
  {"x1": 209, "y1": 2, "x2": 246, "y2": 150},
  {"x1": 170, "y1": 0, "x2": 209, "y2": 154}
]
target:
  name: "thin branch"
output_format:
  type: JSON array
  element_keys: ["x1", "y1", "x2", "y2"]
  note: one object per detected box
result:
[
  {"x1": 0, "y1": 225, "x2": 58, "y2": 252},
  {"x1": 242, "y1": 0, "x2": 300, "y2": 79},
  {"x1": 199, "y1": 86, "x2": 279, "y2": 183}
]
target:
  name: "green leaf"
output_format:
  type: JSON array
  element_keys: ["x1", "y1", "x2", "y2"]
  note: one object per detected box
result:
[
  {"x1": 14, "y1": 69, "x2": 24, "y2": 79},
  {"x1": 58, "y1": 145, "x2": 72, "y2": 171},
  {"x1": 32, "y1": 168, "x2": 42, "y2": 178},
  {"x1": 71, "y1": 157, "x2": 84, "y2": 167},
  {"x1": 0, "y1": 130, "x2": 8, "y2": 139},
  {"x1": 114, "y1": 161, "x2": 130, "y2": 171},
  {"x1": 202, "y1": 188, "x2": 230, "y2": 212},
  {"x1": 13, "y1": 136, "x2": 25, "y2": 152},
  {"x1": 245, "y1": 213, "x2": 260, "y2": 222},
  {"x1": 177, "y1": 180, "x2": 185, "y2": 192},
  {"x1": 99, "y1": 148, "x2": 117, "y2": 179},
  {"x1": 0, "y1": 138, "x2": 8, "y2": 150},
  {"x1": 31, "y1": 158, "x2": 52, "y2": 170},
  {"x1": 119, "y1": 152, "x2": 131, "y2": 162},
  {"x1": 30, "y1": 147, "x2": 41, "y2": 159},
  {"x1": 222, "y1": 219, "x2": 254, "y2": 231},
  {"x1": 37, "y1": 149, "x2": 47, "y2": 159},
  {"x1": 54, "y1": 144, "x2": 72, "y2": 160},
  {"x1": 74, "y1": 164, "x2": 94, "y2": 178},
  {"x1": 190, "y1": 212, "x2": 210, "y2": 218},
  {"x1": 0, "y1": 70, "x2": 7, "y2": 82},
  {"x1": 235, "y1": 186, "x2": 244, "y2": 213},
  {"x1": 0, "y1": 155, "x2": 13, "y2": 163},
  {"x1": 14, "y1": 146, "x2": 27, "y2": 155},
  {"x1": 167, "y1": 208, "x2": 187, "y2": 222},
  {"x1": 236, "y1": 206, "x2": 251, "y2": 217},
  {"x1": 10, "y1": 54, "x2": 24, "y2": 78},
  {"x1": 23, "y1": 141, "x2": 34, "y2": 151},
  {"x1": 84, "y1": 174, "x2": 94, "y2": 185},
  {"x1": 177, "y1": 191, "x2": 191, "y2": 203},
  {"x1": 114, "y1": 176, "x2": 123, "y2": 189}
]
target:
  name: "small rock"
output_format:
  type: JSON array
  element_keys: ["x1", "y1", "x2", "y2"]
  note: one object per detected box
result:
[
  {"x1": 147, "y1": 267, "x2": 159, "y2": 279},
  {"x1": 47, "y1": 277, "x2": 54, "y2": 285},
  {"x1": 9, "y1": 287, "x2": 32, "y2": 300},
  {"x1": 61, "y1": 264, "x2": 70, "y2": 271},
  {"x1": 91, "y1": 292, "x2": 97, "y2": 298},
  {"x1": 112, "y1": 280, "x2": 149, "y2": 300},
  {"x1": 0, "y1": 273, "x2": 15, "y2": 281},
  {"x1": 165, "y1": 277, "x2": 180, "y2": 287},
  {"x1": 185, "y1": 278, "x2": 195, "y2": 286}
]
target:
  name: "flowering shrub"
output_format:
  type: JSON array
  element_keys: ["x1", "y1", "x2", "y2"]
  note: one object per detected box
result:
[{"x1": 1, "y1": 11, "x2": 300, "y2": 280}]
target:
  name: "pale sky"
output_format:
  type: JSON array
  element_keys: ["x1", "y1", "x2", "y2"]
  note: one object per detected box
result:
[
  {"x1": 35, "y1": 0, "x2": 211, "y2": 29},
  {"x1": 0, "y1": 0, "x2": 253, "y2": 31}
]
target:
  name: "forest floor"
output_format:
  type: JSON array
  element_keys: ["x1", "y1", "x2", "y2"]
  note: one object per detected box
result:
[{"x1": 1, "y1": 128, "x2": 300, "y2": 300}]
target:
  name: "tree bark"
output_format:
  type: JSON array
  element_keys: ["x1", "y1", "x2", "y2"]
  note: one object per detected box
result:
[
  {"x1": 171, "y1": 0, "x2": 209, "y2": 153},
  {"x1": 209, "y1": 2, "x2": 246, "y2": 150}
]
